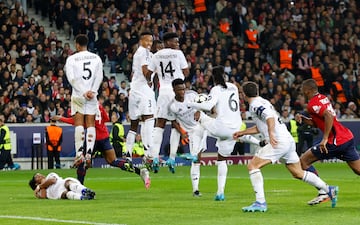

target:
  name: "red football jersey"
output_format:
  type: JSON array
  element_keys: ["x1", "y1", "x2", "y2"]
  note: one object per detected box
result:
[{"x1": 307, "y1": 93, "x2": 353, "y2": 145}]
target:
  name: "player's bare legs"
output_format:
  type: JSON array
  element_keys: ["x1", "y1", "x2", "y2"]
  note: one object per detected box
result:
[
  {"x1": 103, "y1": 148, "x2": 151, "y2": 189},
  {"x1": 347, "y1": 160, "x2": 360, "y2": 175}
]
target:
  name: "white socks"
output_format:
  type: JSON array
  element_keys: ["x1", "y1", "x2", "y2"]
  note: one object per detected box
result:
[
  {"x1": 169, "y1": 128, "x2": 180, "y2": 160},
  {"x1": 125, "y1": 130, "x2": 136, "y2": 157},
  {"x1": 217, "y1": 160, "x2": 228, "y2": 195},
  {"x1": 74, "y1": 126, "x2": 84, "y2": 152},
  {"x1": 249, "y1": 169, "x2": 266, "y2": 203},
  {"x1": 86, "y1": 126, "x2": 96, "y2": 154},
  {"x1": 66, "y1": 191, "x2": 82, "y2": 200},
  {"x1": 302, "y1": 171, "x2": 329, "y2": 193},
  {"x1": 142, "y1": 118, "x2": 155, "y2": 150},
  {"x1": 69, "y1": 182, "x2": 86, "y2": 193},
  {"x1": 240, "y1": 135, "x2": 260, "y2": 145},
  {"x1": 191, "y1": 162, "x2": 200, "y2": 192},
  {"x1": 151, "y1": 127, "x2": 164, "y2": 158}
]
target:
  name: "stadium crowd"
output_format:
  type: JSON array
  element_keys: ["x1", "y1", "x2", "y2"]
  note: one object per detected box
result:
[{"x1": 0, "y1": 0, "x2": 360, "y2": 124}]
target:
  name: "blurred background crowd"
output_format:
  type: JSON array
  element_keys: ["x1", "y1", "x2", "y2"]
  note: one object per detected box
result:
[{"x1": 0, "y1": 0, "x2": 360, "y2": 124}]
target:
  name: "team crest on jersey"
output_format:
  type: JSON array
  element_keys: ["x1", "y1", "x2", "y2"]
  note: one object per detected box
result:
[{"x1": 312, "y1": 105, "x2": 321, "y2": 113}]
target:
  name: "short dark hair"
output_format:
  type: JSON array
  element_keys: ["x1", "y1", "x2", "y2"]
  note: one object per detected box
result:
[
  {"x1": 302, "y1": 79, "x2": 318, "y2": 91},
  {"x1": 29, "y1": 174, "x2": 37, "y2": 190},
  {"x1": 172, "y1": 78, "x2": 184, "y2": 88},
  {"x1": 140, "y1": 31, "x2": 153, "y2": 37},
  {"x1": 242, "y1": 81, "x2": 259, "y2": 97},
  {"x1": 163, "y1": 32, "x2": 178, "y2": 42},
  {"x1": 75, "y1": 34, "x2": 88, "y2": 47}
]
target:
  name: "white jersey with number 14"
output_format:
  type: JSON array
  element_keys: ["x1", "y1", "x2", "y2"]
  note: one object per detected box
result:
[{"x1": 148, "y1": 48, "x2": 188, "y2": 92}]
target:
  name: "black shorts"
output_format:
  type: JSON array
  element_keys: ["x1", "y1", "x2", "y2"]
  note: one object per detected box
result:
[{"x1": 311, "y1": 139, "x2": 360, "y2": 162}]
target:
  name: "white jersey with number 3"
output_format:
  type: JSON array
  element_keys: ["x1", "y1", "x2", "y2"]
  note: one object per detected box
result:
[
  {"x1": 148, "y1": 48, "x2": 188, "y2": 92},
  {"x1": 131, "y1": 46, "x2": 153, "y2": 90}
]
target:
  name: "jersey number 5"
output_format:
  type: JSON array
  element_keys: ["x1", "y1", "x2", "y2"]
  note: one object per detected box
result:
[{"x1": 82, "y1": 62, "x2": 92, "y2": 80}]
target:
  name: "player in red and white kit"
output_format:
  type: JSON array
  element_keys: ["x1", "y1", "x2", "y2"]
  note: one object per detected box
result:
[
  {"x1": 296, "y1": 79, "x2": 360, "y2": 205},
  {"x1": 51, "y1": 104, "x2": 150, "y2": 189}
]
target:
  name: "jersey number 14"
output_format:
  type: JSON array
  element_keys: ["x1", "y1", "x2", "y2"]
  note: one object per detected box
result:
[{"x1": 160, "y1": 61, "x2": 175, "y2": 79}]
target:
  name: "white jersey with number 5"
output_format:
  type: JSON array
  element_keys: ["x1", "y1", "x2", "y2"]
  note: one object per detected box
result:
[
  {"x1": 65, "y1": 51, "x2": 103, "y2": 98},
  {"x1": 148, "y1": 48, "x2": 188, "y2": 92},
  {"x1": 249, "y1": 96, "x2": 292, "y2": 140}
]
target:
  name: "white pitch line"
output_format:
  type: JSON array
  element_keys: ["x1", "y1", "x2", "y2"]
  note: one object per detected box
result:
[{"x1": 0, "y1": 215, "x2": 126, "y2": 225}]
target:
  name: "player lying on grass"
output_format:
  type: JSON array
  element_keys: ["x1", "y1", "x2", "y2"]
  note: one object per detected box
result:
[
  {"x1": 51, "y1": 103, "x2": 150, "y2": 190},
  {"x1": 29, "y1": 172, "x2": 95, "y2": 200}
]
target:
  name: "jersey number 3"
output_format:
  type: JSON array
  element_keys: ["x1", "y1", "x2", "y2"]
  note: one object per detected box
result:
[{"x1": 82, "y1": 62, "x2": 92, "y2": 80}]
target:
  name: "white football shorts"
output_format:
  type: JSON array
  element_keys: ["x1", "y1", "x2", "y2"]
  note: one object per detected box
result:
[
  {"x1": 255, "y1": 139, "x2": 299, "y2": 164},
  {"x1": 71, "y1": 95, "x2": 98, "y2": 116},
  {"x1": 128, "y1": 87, "x2": 156, "y2": 120}
]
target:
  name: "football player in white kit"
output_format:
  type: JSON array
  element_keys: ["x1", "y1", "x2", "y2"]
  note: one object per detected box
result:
[
  {"x1": 125, "y1": 31, "x2": 155, "y2": 163},
  {"x1": 169, "y1": 78, "x2": 208, "y2": 197},
  {"x1": 29, "y1": 172, "x2": 95, "y2": 200},
  {"x1": 187, "y1": 66, "x2": 242, "y2": 201},
  {"x1": 64, "y1": 34, "x2": 103, "y2": 168},
  {"x1": 233, "y1": 81, "x2": 337, "y2": 212},
  {"x1": 147, "y1": 32, "x2": 189, "y2": 173}
]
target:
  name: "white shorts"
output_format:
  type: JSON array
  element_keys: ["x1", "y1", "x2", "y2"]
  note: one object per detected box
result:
[
  {"x1": 188, "y1": 124, "x2": 207, "y2": 155},
  {"x1": 46, "y1": 178, "x2": 66, "y2": 200},
  {"x1": 255, "y1": 139, "x2": 299, "y2": 164},
  {"x1": 155, "y1": 90, "x2": 175, "y2": 120},
  {"x1": 199, "y1": 112, "x2": 238, "y2": 157},
  {"x1": 71, "y1": 95, "x2": 98, "y2": 116},
  {"x1": 128, "y1": 88, "x2": 156, "y2": 120}
]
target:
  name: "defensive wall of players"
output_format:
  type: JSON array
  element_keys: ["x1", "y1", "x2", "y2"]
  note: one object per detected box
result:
[{"x1": 7, "y1": 121, "x2": 360, "y2": 170}]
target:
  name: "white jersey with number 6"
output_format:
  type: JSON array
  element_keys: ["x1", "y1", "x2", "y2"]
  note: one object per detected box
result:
[
  {"x1": 188, "y1": 82, "x2": 242, "y2": 156},
  {"x1": 190, "y1": 82, "x2": 242, "y2": 130}
]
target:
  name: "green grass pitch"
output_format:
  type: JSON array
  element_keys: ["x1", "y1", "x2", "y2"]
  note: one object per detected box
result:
[{"x1": 0, "y1": 163, "x2": 359, "y2": 225}]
